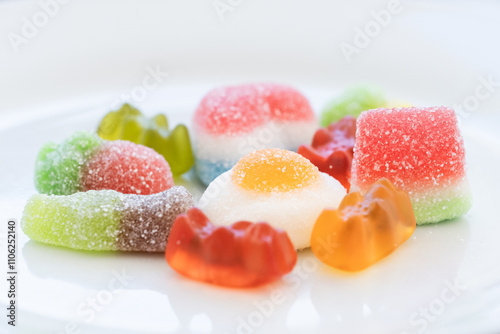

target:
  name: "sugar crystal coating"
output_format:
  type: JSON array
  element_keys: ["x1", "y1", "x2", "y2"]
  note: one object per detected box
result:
[
  {"x1": 232, "y1": 149, "x2": 320, "y2": 193},
  {"x1": 165, "y1": 208, "x2": 297, "y2": 287},
  {"x1": 193, "y1": 84, "x2": 269, "y2": 136},
  {"x1": 82, "y1": 141, "x2": 174, "y2": 195},
  {"x1": 21, "y1": 186, "x2": 194, "y2": 252},
  {"x1": 118, "y1": 186, "x2": 194, "y2": 252},
  {"x1": 199, "y1": 150, "x2": 346, "y2": 249},
  {"x1": 351, "y1": 106, "x2": 472, "y2": 224},
  {"x1": 311, "y1": 178, "x2": 416, "y2": 271},
  {"x1": 35, "y1": 131, "x2": 102, "y2": 195},
  {"x1": 22, "y1": 190, "x2": 122, "y2": 251},
  {"x1": 320, "y1": 85, "x2": 386, "y2": 126},
  {"x1": 97, "y1": 104, "x2": 194, "y2": 175},
  {"x1": 35, "y1": 131, "x2": 174, "y2": 196},
  {"x1": 192, "y1": 83, "x2": 317, "y2": 186},
  {"x1": 261, "y1": 83, "x2": 316, "y2": 121}
]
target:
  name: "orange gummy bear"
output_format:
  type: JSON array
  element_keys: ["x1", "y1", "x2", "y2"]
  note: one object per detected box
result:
[
  {"x1": 165, "y1": 208, "x2": 297, "y2": 287},
  {"x1": 310, "y1": 178, "x2": 416, "y2": 272}
]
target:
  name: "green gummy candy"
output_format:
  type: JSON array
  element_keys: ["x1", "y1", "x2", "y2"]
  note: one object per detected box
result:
[
  {"x1": 413, "y1": 182, "x2": 473, "y2": 225},
  {"x1": 97, "y1": 104, "x2": 194, "y2": 175},
  {"x1": 22, "y1": 190, "x2": 122, "y2": 251},
  {"x1": 320, "y1": 85, "x2": 387, "y2": 126},
  {"x1": 35, "y1": 131, "x2": 102, "y2": 195}
]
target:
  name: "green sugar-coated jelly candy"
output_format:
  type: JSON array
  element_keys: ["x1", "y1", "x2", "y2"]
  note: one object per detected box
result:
[
  {"x1": 320, "y1": 85, "x2": 387, "y2": 127},
  {"x1": 21, "y1": 186, "x2": 194, "y2": 252},
  {"x1": 35, "y1": 131, "x2": 103, "y2": 195}
]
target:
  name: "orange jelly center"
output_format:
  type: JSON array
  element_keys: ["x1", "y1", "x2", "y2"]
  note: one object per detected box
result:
[{"x1": 232, "y1": 148, "x2": 320, "y2": 193}]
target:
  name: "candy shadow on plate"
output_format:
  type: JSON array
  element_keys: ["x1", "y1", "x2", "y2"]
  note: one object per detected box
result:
[
  {"x1": 307, "y1": 216, "x2": 471, "y2": 333},
  {"x1": 173, "y1": 169, "x2": 205, "y2": 203},
  {"x1": 22, "y1": 240, "x2": 303, "y2": 333}
]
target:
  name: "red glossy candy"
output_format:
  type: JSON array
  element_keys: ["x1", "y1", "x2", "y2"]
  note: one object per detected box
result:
[
  {"x1": 298, "y1": 116, "x2": 356, "y2": 191},
  {"x1": 165, "y1": 208, "x2": 297, "y2": 288}
]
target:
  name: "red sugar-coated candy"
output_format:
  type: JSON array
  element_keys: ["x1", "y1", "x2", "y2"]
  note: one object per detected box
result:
[
  {"x1": 352, "y1": 107, "x2": 466, "y2": 191},
  {"x1": 193, "y1": 84, "x2": 268, "y2": 136},
  {"x1": 298, "y1": 116, "x2": 356, "y2": 190},
  {"x1": 81, "y1": 141, "x2": 174, "y2": 195},
  {"x1": 165, "y1": 208, "x2": 297, "y2": 288},
  {"x1": 193, "y1": 83, "x2": 315, "y2": 136},
  {"x1": 261, "y1": 83, "x2": 315, "y2": 121}
]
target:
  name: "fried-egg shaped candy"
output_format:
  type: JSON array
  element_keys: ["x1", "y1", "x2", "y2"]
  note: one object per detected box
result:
[{"x1": 199, "y1": 149, "x2": 346, "y2": 249}]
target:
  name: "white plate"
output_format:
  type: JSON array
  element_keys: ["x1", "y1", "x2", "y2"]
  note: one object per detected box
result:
[
  {"x1": 1, "y1": 86, "x2": 500, "y2": 334},
  {"x1": 2, "y1": 1, "x2": 500, "y2": 333}
]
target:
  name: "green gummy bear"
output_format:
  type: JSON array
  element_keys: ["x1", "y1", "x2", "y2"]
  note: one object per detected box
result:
[
  {"x1": 320, "y1": 85, "x2": 387, "y2": 127},
  {"x1": 35, "y1": 131, "x2": 103, "y2": 195},
  {"x1": 97, "y1": 104, "x2": 194, "y2": 175},
  {"x1": 21, "y1": 190, "x2": 123, "y2": 251}
]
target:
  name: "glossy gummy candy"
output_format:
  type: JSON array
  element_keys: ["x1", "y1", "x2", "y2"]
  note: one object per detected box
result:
[
  {"x1": 311, "y1": 178, "x2": 416, "y2": 272},
  {"x1": 298, "y1": 116, "x2": 356, "y2": 191},
  {"x1": 165, "y1": 208, "x2": 297, "y2": 287},
  {"x1": 97, "y1": 103, "x2": 194, "y2": 175}
]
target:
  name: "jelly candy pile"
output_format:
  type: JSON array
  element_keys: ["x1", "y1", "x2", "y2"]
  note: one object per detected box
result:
[{"x1": 21, "y1": 83, "x2": 474, "y2": 288}]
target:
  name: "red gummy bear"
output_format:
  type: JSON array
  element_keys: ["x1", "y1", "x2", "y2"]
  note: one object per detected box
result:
[
  {"x1": 298, "y1": 116, "x2": 356, "y2": 191},
  {"x1": 165, "y1": 208, "x2": 297, "y2": 288}
]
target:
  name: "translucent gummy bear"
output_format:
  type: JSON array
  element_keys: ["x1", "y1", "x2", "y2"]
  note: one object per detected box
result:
[
  {"x1": 165, "y1": 208, "x2": 297, "y2": 287},
  {"x1": 311, "y1": 178, "x2": 416, "y2": 272}
]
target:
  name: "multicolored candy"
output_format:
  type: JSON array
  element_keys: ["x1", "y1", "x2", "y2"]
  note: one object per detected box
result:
[
  {"x1": 35, "y1": 131, "x2": 174, "y2": 195},
  {"x1": 192, "y1": 83, "x2": 317, "y2": 185},
  {"x1": 351, "y1": 106, "x2": 472, "y2": 224},
  {"x1": 21, "y1": 186, "x2": 194, "y2": 252},
  {"x1": 199, "y1": 149, "x2": 346, "y2": 249}
]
